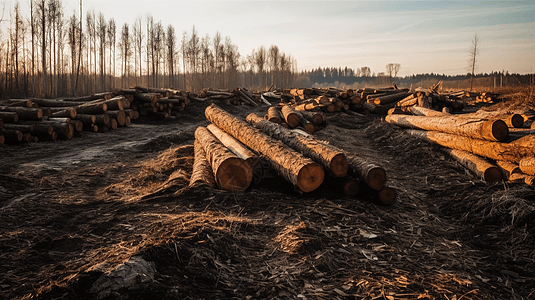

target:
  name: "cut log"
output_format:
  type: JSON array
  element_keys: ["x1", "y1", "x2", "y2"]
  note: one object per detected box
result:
[
  {"x1": 109, "y1": 118, "x2": 118, "y2": 130},
  {"x1": 281, "y1": 105, "x2": 300, "y2": 128},
  {"x1": 376, "y1": 186, "x2": 397, "y2": 206},
  {"x1": 68, "y1": 120, "x2": 84, "y2": 132},
  {"x1": 519, "y1": 157, "x2": 535, "y2": 176},
  {"x1": 106, "y1": 110, "x2": 127, "y2": 126},
  {"x1": 124, "y1": 116, "x2": 131, "y2": 127},
  {"x1": 348, "y1": 155, "x2": 386, "y2": 190},
  {"x1": 326, "y1": 176, "x2": 361, "y2": 196},
  {"x1": 299, "y1": 110, "x2": 325, "y2": 125},
  {"x1": 93, "y1": 114, "x2": 111, "y2": 127},
  {"x1": 508, "y1": 173, "x2": 535, "y2": 185},
  {"x1": 294, "y1": 110, "x2": 316, "y2": 134},
  {"x1": 496, "y1": 160, "x2": 521, "y2": 180},
  {"x1": 0, "y1": 134, "x2": 4, "y2": 144},
  {"x1": 0, "y1": 124, "x2": 34, "y2": 133},
  {"x1": 1, "y1": 129, "x2": 23, "y2": 143},
  {"x1": 134, "y1": 93, "x2": 162, "y2": 103},
  {"x1": 406, "y1": 130, "x2": 535, "y2": 162},
  {"x1": 99, "y1": 96, "x2": 126, "y2": 111},
  {"x1": 247, "y1": 113, "x2": 347, "y2": 177},
  {"x1": 40, "y1": 119, "x2": 74, "y2": 140},
  {"x1": 385, "y1": 114, "x2": 508, "y2": 142},
  {"x1": 237, "y1": 89, "x2": 259, "y2": 107},
  {"x1": 409, "y1": 106, "x2": 447, "y2": 117},
  {"x1": 194, "y1": 126, "x2": 252, "y2": 192},
  {"x1": 444, "y1": 148, "x2": 502, "y2": 183},
  {"x1": 206, "y1": 124, "x2": 263, "y2": 178},
  {"x1": 189, "y1": 139, "x2": 218, "y2": 188},
  {"x1": 266, "y1": 106, "x2": 282, "y2": 124},
  {"x1": 205, "y1": 104, "x2": 324, "y2": 192},
  {"x1": 74, "y1": 102, "x2": 107, "y2": 114},
  {"x1": 0, "y1": 107, "x2": 42, "y2": 120},
  {"x1": 372, "y1": 92, "x2": 411, "y2": 105},
  {"x1": 74, "y1": 114, "x2": 98, "y2": 125},
  {"x1": 50, "y1": 107, "x2": 77, "y2": 119}
]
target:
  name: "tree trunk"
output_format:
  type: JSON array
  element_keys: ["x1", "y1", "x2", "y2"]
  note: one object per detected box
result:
[
  {"x1": 376, "y1": 186, "x2": 397, "y2": 206},
  {"x1": 106, "y1": 110, "x2": 127, "y2": 126},
  {"x1": 406, "y1": 129, "x2": 535, "y2": 162},
  {"x1": 1, "y1": 124, "x2": 34, "y2": 133},
  {"x1": 195, "y1": 126, "x2": 253, "y2": 192},
  {"x1": 409, "y1": 106, "x2": 447, "y2": 117},
  {"x1": 348, "y1": 155, "x2": 386, "y2": 191},
  {"x1": 189, "y1": 139, "x2": 217, "y2": 188},
  {"x1": 386, "y1": 114, "x2": 509, "y2": 142},
  {"x1": 205, "y1": 105, "x2": 324, "y2": 193},
  {"x1": 266, "y1": 106, "x2": 282, "y2": 124},
  {"x1": 496, "y1": 160, "x2": 521, "y2": 180},
  {"x1": 0, "y1": 112, "x2": 19, "y2": 123},
  {"x1": 247, "y1": 112, "x2": 347, "y2": 177},
  {"x1": 281, "y1": 105, "x2": 300, "y2": 128},
  {"x1": 519, "y1": 157, "x2": 535, "y2": 176},
  {"x1": 0, "y1": 130, "x2": 23, "y2": 143},
  {"x1": 325, "y1": 176, "x2": 360, "y2": 196},
  {"x1": 508, "y1": 173, "x2": 535, "y2": 185},
  {"x1": 0, "y1": 107, "x2": 43, "y2": 120},
  {"x1": 372, "y1": 92, "x2": 411, "y2": 105},
  {"x1": 299, "y1": 110, "x2": 325, "y2": 126},
  {"x1": 444, "y1": 148, "x2": 502, "y2": 183},
  {"x1": 50, "y1": 107, "x2": 77, "y2": 119},
  {"x1": 73, "y1": 102, "x2": 108, "y2": 115},
  {"x1": 39, "y1": 119, "x2": 74, "y2": 140}
]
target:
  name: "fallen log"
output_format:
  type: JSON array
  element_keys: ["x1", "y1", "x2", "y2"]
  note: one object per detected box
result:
[
  {"x1": 376, "y1": 186, "x2": 397, "y2": 206},
  {"x1": 326, "y1": 176, "x2": 360, "y2": 196},
  {"x1": 372, "y1": 92, "x2": 411, "y2": 105},
  {"x1": 519, "y1": 157, "x2": 535, "y2": 175},
  {"x1": 0, "y1": 106, "x2": 42, "y2": 120},
  {"x1": 348, "y1": 155, "x2": 387, "y2": 190},
  {"x1": 496, "y1": 160, "x2": 521, "y2": 180},
  {"x1": 74, "y1": 114, "x2": 97, "y2": 125},
  {"x1": 385, "y1": 114, "x2": 509, "y2": 142},
  {"x1": 74, "y1": 102, "x2": 107, "y2": 115},
  {"x1": 237, "y1": 89, "x2": 259, "y2": 107},
  {"x1": 134, "y1": 93, "x2": 162, "y2": 103},
  {"x1": 106, "y1": 110, "x2": 127, "y2": 126},
  {"x1": 444, "y1": 148, "x2": 502, "y2": 183},
  {"x1": 409, "y1": 106, "x2": 447, "y2": 117},
  {"x1": 99, "y1": 96, "x2": 126, "y2": 111},
  {"x1": 50, "y1": 107, "x2": 77, "y2": 119},
  {"x1": 39, "y1": 119, "x2": 74, "y2": 139},
  {"x1": 406, "y1": 129, "x2": 535, "y2": 162},
  {"x1": 195, "y1": 126, "x2": 252, "y2": 192},
  {"x1": 247, "y1": 113, "x2": 347, "y2": 177},
  {"x1": 206, "y1": 124, "x2": 262, "y2": 177},
  {"x1": 299, "y1": 110, "x2": 325, "y2": 126},
  {"x1": 0, "y1": 129, "x2": 23, "y2": 143},
  {"x1": 205, "y1": 104, "x2": 324, "y2": 193},
  {"x1": 189, "y1": 139, "x2": 218, "y2": 188},
  {"x1": 508, "y1": 173, "x2": 535, "y2": 185},
  {"x1": 266, "y1": 106, "x2": 282, "y2": 124},
  {"x1": 0, "y1": 112, "x2": 19, "y2": 123},
  {"x1": 0, "y1": 124, "x2": 33, "y2": 133},
  {"x1": 0, "y1": 134, "x2": 4, "y2": 144},
  {"x1": 281, "y1": 105, "x2": 300, "y2": 128}
]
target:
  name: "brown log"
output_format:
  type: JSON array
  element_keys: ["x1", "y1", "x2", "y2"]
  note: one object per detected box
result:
[
  {"x1": 519, "y1": 157, "x2": 535, "y2": 175},
  {"x1": 68, "y1": 120, "x2": 84, "y2": 132},
  {"x1": 386, "y1": 114, "x2": 508, "y2": 142},
  {"x1": 206, "y1": 105, "x2": 324, "y2": 192},
  {"x1": 294, "y1": 110, "x2": 316, "y2": 134},
  {"x1": 109, "y1": 118, "x2": 118, "y2": 130},
  {"x1": 237, "y1": 89, "x2": 259, "y2": 107},
  {"x1": 0, "y1": 106, "x2": 42, "y2": 120},
  {"x1": 509, "y1": 173, "x2": 535, "y2": 185},
  {"x1": 124, "y1": 116, "x2": 131, "y2": 127},
  {"x1": 189, "y1": 139, "x2": 218, "y2": 188},
  {"x1": 496, "y1": 160, "x2": 521, "y2": 180},
  {"x1": 134, "y1": 92, "x2": 162, "y2": 102},
  {"x1": 1, "y1": 124, "x2": 34, "y2": 133},
  {"x1": 61, "y1": 92, "x2": 113, "y2": 102},
  {"x1": 74, "y1": 102, "x2": 107, "y2": 114},
  {"x1": 0, "y1": 134, "x2": 4, "y2": 144},
  {"x1": 195, "y1": 126, "x2": 252, "y2": 192},
  {"x1": 40, "y1": 119, "x2": 74, "y2": 139},
  {"x1": 4, "y1": 99, "x2": 34, "y2": 107},
  {"x1": 247, "y1": 113, "x2": 347, "y2": 177},
  {"x1": 299, "y1": 110, "x2": 325, "y2": 125},
  {"x1": 50, "y1": 107, "x2": 77, "y2": 119},
  {"x1": 409, "y1": 106, "x2": 447, "y2": 117},
  {"x1": 294, "y1": 101, "x2": 320, "y2": 111},
  {"x1": 36, "y1": 131, "x2": 58, "y2": 141},
  {"x1": 74, "y1": 114, "x2": 97, "y2": 125},
  {"x1": 93, "y1": 114, "x2": 111, "y2": 127},
  {"x1": 348, "y1": 155, "x2": 386, "y2": 190},
  {"x1": 372, "y1": 92, "x2": 411, "y2": 105},
  {"x1": 326, "y1": 176, "x2": 361, "y2": 196},
  {"x1": 30, "y1": 98, "x2": 83, "y2": 107},
  {"x1": 406, "y1": 129, "x2": 535, "y2": 162},
  {"x1": 1, "y1": 129, "x2": 23, "y2": 143},
  {"x1": 207, "y1": 124, "x2": 263, "y2": 178},
  {"x1": 99, "y1": 95, "x2": 126, "y2": 111},
  {"x1": 444, "y1": 148, "x2": 502, "y2": 183},
  {"x1": 266, "y1": 106, "x2": 282, "y2": 124},
  {"x1": 376, "y1": 186, "x2": 397, "y2": 206},
  {"x1": 106, "y1": 110, "x2": 126, "y2": 126},
  {"x1": 98, "y1": 126, "x2": 109, "y2": 133},
  {"x1": 281, "y1": 105, "x2": 300, "y2": 128}
]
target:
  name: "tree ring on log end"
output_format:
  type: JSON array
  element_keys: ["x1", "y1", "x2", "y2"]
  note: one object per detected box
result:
[
  {"x1": 296, "y1": 163, "x2": 325, "y2": 193},
  {"x1": 344, "y1": 179, "x2": 360, "y2": 196},
  {"x1": 486, "y1": 120, "x2": 508, "y2": 142},
  {"x1": 330, "y1": 153, "x2": 349, "y2": 177},
  {"x1": 378, "y1": 187, "x2": 396, "y2": 206},
  {"x1": 509, "y1": 114, "x2": 524, "y2": 128},
  {"x1": 483, "y1": 167, "x2": 503, "y2": 183},
  {"x1": 215, "y1": 157, "x2": 253, "y2": 193},
  {"x1": 367, "y1": 167, "x2": 387, "y2": 191}
]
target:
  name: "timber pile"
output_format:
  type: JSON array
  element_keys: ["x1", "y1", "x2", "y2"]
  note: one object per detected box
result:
[
  {"x1": 188, "y1": 104, "x2": 394, "y2": 205},
  {"x1": 385, "y1": 105, "x2": 535, "y2": 186},
  {"x1": 188, "y1": 87, "x2": 262, "y2": 107}
]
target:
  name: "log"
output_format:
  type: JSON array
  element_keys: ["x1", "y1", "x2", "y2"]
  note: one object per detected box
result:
[
  {"x1": 194, "y1": 126, "x2": 252, "y2": 192},
  {"x1": 40, "y1": 119, "x2": 74, "y2": 139},
  {"x1": 93, "y1": 114, "x2": 111, "y2": 127},
  {"x1": 348, "y1": 155, "x2": 387, "y2": 190},
  {"x1": 376, "y1": 186, "x2": 397, "y2": 206},
  {"x1": 496, "y1": 160, "x2": 521, "y2": 180},
  {"x1": 207, "y1": 124, "x2": 263, "y2": 178},
  {"x1": 247, "y1": 113, "x2": 347, "y2": 177},
  {"x1": 409, "y1": 106, "x2": 447, "y2": 117},
  {"x1": 372, "y1": 92, "x2": 411, "y2": 105},
  {"x1": 294, "y1": 110, "x2": 316, "y2": 134},
  {"x1": 69, "y1": 120, "x2": 84, "y2": 132},
  {"x1": 281, "y1": 105, "x2": 300, "y2": 128},
  {"x1": 519, "y1": 157, "x2": 535, "y2": 176},
  {"x1": 508, "y1": 173, "x2": 535, "y2": 185},
  {"x1": 326, "y1": 176, "x2": 361, "y2": 196},
  {"x1": 205, "y1": 104, "x2": 324, "y2": 192},
  {"x1": 99, "y1": 96, "x2": 126, "y2": 111},
  {"x1": 299, "y1": 110, "x2": 325, "y2": 125},
  {"x1": 385, "y1": 114, "x2": 508, "y2": 142},
  {"x1": 237, "y1": 89, "x2": 259, "y2": 107},
  {"x1": 134, "y1": 92, "x2": 162, "y2": 103},
  {"x1": 109, "y1": 118, "x2": 118, "y2": 130},
  {"x1": 4, "y1": 99, "x2": 34, "y2": 107},
  {"x1": 189, "y1": 139, "x2": 218, "y2": 188},
  {"x1": 74, "y1": 114, "x2": 98, "y2": 125},
  {"x1": 124, "y1": 116, "x2": 131, "y2": 127},
  {"x1": 444, "y1": 148, "x2": 502, "y2": 183},
  {"x1": 106, "y1": 110, "x2": 127, "y2": 126},
  {"x1": 0, "y1": 134, "x2": 4, "y2": 144},
  {"x1": 406, "y1": 130, "x2": 535, "y2": 162},
  {"x1": 0, "y1": 129, "x2": 23, "y2": 143},
  {"x1": 30, "y1": 98, "x2": 82, "y2": 107},
  {"x1": 0, "y1": 107, "x2": 42, "y2": 120},
  {"x1": 50, "y1": 107, "x2": 77, "y2": 119},
  {"x1": 0, "y1": 124, "x2": 34, "y2": 133},
  {"x1": 74, "y1": 102, "x2": 107, "y2": 114},
  {"x1": 266, "y1": 106, "x2": 282, "y2": 124}
]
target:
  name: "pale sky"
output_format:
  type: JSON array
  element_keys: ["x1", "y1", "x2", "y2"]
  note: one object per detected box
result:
[{"x1": 2, "y1": 0, "x2": 535, "y2": 76}]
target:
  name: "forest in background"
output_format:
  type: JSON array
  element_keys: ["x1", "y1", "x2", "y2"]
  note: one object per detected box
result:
[{"x1": 0, "y1": 0, "x2": 533, "y2": 99}]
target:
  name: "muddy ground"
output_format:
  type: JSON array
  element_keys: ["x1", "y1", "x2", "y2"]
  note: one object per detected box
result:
[{"x1": 1, "y1": 99, "x2": 535, "y2": 300}]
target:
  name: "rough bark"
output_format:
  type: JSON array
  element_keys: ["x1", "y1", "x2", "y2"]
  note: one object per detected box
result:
[
  {"x1": 39, "y1": 120, "x2": 74, "y2": 140},
  {"x1": 386, "y1": 114, "x2": 509, "y2": 142},
  {"x1": 195, "y1": 126, "x2": 253, "y2": 192},
  {"x1": 519, "y1": 157, "x2": 535, "y2": 176},
  {"x1": 348, "y1": 155, "x2": 387, "y2": 191},
  {"x1": 281, "y1": 105, "x2": 300, "y2": 128},
  {"x1": 189, "y1": 139, "x2": 218, "y2": 188},
  {"x1": 98, "y1": 96, "x2": 126, "y2": 111},
  {"x1": 134, "y1": 93, "x2": 162, "y2": 103},
  {"x1": 372, "y1": 92, "x2": 411, "y2": 105},
  {"x1": 496, "y1": 160, "x2": 521, "y2": 180},
  {"x1": 206, "y1": 124, "x2": 263, "y2": 177},
  {"x1": 50, "y1": 107, "x2": 77, "y2": 119},
  {"x1": 0, "y1": 124, "x2": 34, "y2": 133},
  {"x1": 247, "y1": 113, "x2": 347, "y2": 177},
  {"x1": 299, "y1": 110, "x2": 325, "y2": 125},
  {"x1": 0, "y1": 107, "x2": 42, "y2": 120},
  {"x1": 444, "y1": 148, "x2": 502, "y2": 183},
  {"x1": 376, "y1": 186, "x2": 397, "y2": 206},
  {"x1": 406, "y1": 129, "x2": 535, "y2": 162},
  {"x1": 106, "y1": 110, "x2": 127, "y2": 126},
  {"x1": 1, "y1": 130, "x2": 23, "y2": 143},
  {"x1": 0, "y1": 112, "x2": 19, "y2": 123},
  {"x1": 205, "y1": 105, "x2": 324, "y2": 193},
  {"x1": 73, "y1": 102, "x2": 108, "y2": 115},
  {"x1": 409, "y1": 106, "x2": 447, "y2": 117},
  {"x1": 266, "y1": 106, "x2": 282, "y2": 124}
]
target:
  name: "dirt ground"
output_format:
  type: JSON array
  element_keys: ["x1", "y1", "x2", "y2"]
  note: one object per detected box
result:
[{"x1": 1, "y1": 98, "x2": 535, "y2": 300}]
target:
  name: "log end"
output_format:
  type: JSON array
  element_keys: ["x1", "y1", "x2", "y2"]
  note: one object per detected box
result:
[
  {"x1": 509, "y1": 114, "x2": 524, "y2": 128},
  {"x1": 297, "y1": 163, "x2": 325, "y2": 193},
  {"x1": 331, "y1": 153, "x2": 349, "y2": 177},
  {"x1": 485, "y1": 119, "x2": 509, "y2": 142},
  {"x1": 483, "y1": 167, "x2": 503, "y2": 183},
  {"x1": 0, "y1": 135, "x2": 4, "y2": 144},
  {"x1": 303, "y1": 123, "x2": 316, "y2": 134},
  {"x1": 287, "y1": 114, "x2": 300, "y2": 128},
  {"x1": 366, "y1": 167, "x2": 387, "y2": 191},
  {"x1": 343, "y1": 178, "x2": 360, "y2": 196},
  {"x1": 377, "y1": 187, "x2": 396, "y2": 206},
  {"x1": 215, "y1": 157, "x2": 253, "y2": 192}
]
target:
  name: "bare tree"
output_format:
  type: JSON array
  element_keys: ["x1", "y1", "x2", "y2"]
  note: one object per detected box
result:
[
  {"x1": 36, "y1": 0, "x2": 47, "y2": 96},
  {"x1": 96, "y1": 12, "x2": 106, "y2": 91},
  {"x1": 107, "y1": 18, "x2": 116, "y2": 89},
  {"x1": 268, "y1": 45, "x2": 279, "y2": 86},
  {"x1": 118, "y1": 23, "x2": 131, "y2": 88},
  {"x1": 385, "y1": 63, "x2": 401, "y2": 77},
  {"x1": 212, "y1": 31, "x2": 221, "y2": 88},
  {"x1": 166, "y1": 24, "x2": 176, "y2": 88},
  {"x1": 132, "y1": 16, "x2": 143, "y2": 86},
  {"x1": 468, "y1": 33, "x2": 479, "y2": 92},
  {"x1": 255, "y1": 46, "x2": 266, "y2": 88}
]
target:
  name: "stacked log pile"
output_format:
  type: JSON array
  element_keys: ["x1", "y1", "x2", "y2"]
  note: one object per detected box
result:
[
  {"x1": 188, "y1": 104, "x2": 394, "y2": 205},
  {"x1": 188, "y1": 87, "x2": 262, "y2": 107},
  {"x1": 385, "y1": 104, "x2": 535, "y2": 186}
]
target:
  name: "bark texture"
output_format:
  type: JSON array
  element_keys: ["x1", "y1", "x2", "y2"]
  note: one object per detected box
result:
[
  {"x1": 348, "y1": 155, "x2": 387, "y2": 191},
  {"x1": 444, "y1": 148, "x2": 502, "y2": 183},
  {"x1": 519, "y1": 157, "x2": 535, "y2": 176},
  {"x1": 189, "y1": 139, "x2": 217, "y2": 188}
]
